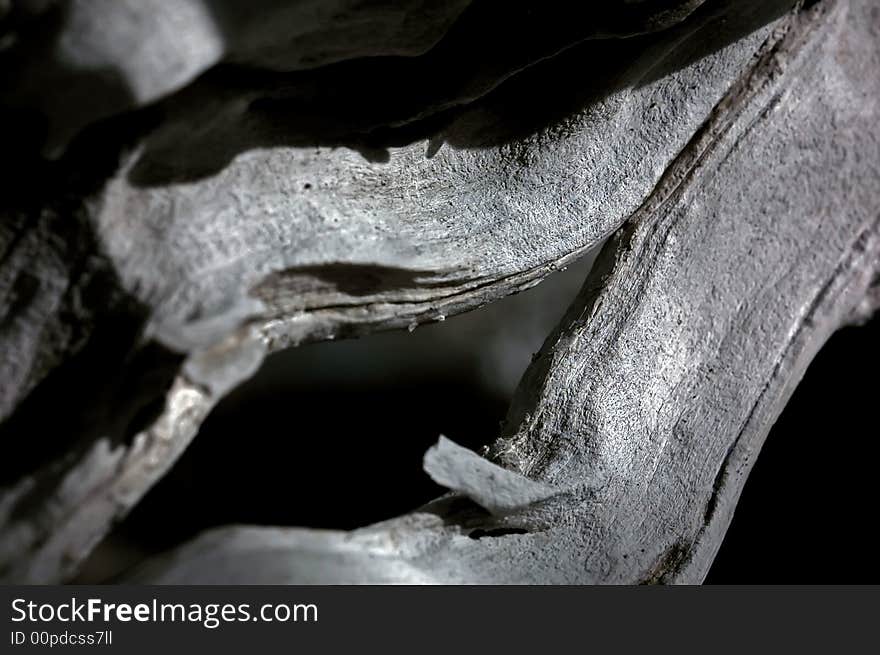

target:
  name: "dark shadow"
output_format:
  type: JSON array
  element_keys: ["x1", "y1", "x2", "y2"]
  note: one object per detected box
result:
[
  {"x1": 0, "y1": 207, "x2": 184, "y2": 529},
  {"x1": 74, "y1": 253, "x2": 597, "y2": 581},
  {"x1": 0, "y1": 3, "x2": 180, "y2": 524},
  {"x1": 101, "y1": 345, "x2": 509, "y2": 569},
  {"x1": 0, "y1": 1, "x2": 137, "y2": 167},
  {"x1": 0, "y1": 0, "x2": 796, "y2": 205},
  {"x1": 253, "y1": 263, "x2": 467, "y2": 302},
  {"x1": 0, "y1": 1, "x2": 165, "y2": 220},
  {"x1": 706, "y1": 314, "x2": 880, "y2": 584},
  {"x1": 0, "y1": 0, "x2": 796, "y2": 204},
  {"x1": 124, "y1": 0, "x2": 795, "y2": 187},
  {"x1": 0, "y1": 5, "x2": 178, "y2": 510}
]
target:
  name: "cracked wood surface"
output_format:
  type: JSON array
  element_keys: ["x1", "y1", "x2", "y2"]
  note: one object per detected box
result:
[
  {"x1": 1, "y1": 0, "x2": 878, "y2": 583},
  {"x1": 129, "y1": 0, "x2": 879, "y2": 584}
]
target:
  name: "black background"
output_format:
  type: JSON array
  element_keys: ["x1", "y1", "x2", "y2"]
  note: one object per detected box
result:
[{"x1": 79, "y1": 309, "x2": 879, "y2": 584}]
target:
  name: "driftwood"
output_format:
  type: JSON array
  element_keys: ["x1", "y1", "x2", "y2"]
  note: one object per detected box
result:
[{"x1": 1, "y1": 0, "x2": 877, "y2": 583}]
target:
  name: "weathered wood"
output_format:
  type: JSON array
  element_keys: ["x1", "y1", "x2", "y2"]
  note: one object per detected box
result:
[
  {"x1": 4, "y1": 0, "x2": 878, "y2": 584},
  {"x1": 127, "y1": 0, "x2": 880, "y2": 584},
  {"x1": 0, "y1": 0, "x2": 791, "y2": 582}
]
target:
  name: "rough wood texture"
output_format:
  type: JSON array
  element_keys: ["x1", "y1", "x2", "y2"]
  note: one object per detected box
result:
[
  {"x1": 127, "y1": 0, "x2": 880, "y2": 584},
  {"x1": 2, "y1": 0, "x2": 877, "y2": 583}
]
